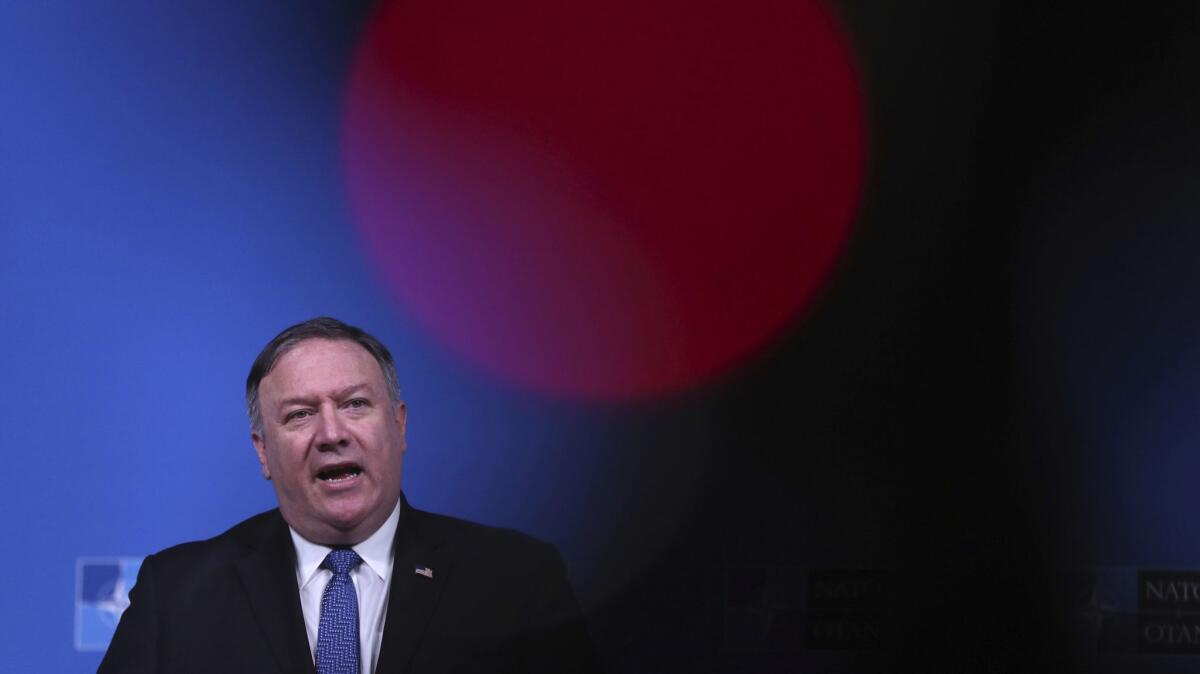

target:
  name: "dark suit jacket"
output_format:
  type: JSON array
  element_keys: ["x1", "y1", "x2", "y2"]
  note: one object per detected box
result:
[{"x1": 99, "y1": 495, "x2": 598, "y2": 673}]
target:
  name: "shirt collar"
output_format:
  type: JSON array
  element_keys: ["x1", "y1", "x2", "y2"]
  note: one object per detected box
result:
[{"x1": 289, "y1": 499, "x2": 402, "y2": 590}]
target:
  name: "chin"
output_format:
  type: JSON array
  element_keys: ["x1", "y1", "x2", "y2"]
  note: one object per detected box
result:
[
  {"x1": 323, "y1": 509, "x2": 370, "y2": 531},
  {"x1": 334, "y1": 497, "x2": 387, "y2": 524}
]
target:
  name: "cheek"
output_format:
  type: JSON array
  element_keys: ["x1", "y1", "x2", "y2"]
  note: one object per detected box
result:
[{"x1": 268, "y1": 446, "x2": 307, "y2": 482}]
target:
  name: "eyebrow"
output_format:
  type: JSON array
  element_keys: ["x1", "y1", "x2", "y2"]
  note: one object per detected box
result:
[{"x1": 278, "y1": 384, "x2": 371, "y2": 408}]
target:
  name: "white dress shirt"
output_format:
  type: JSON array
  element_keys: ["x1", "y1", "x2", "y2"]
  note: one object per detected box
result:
[{"x1": 289, "y1": 500, "x2": 401, "y2": 674}]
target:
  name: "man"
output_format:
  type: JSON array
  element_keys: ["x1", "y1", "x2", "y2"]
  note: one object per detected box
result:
[{"x1": 100, "y1": 317, "x2": 597, "y2": 673}]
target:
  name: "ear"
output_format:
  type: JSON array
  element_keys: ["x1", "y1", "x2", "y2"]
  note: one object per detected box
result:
[
  {"x1": 251, "y1": 430, "x2": 271, "y2": 480},
  {"x1": 393, "y1": 401, "x2": 408, "y2": 453}
]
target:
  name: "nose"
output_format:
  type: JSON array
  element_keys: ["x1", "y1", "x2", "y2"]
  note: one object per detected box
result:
[{"x1": 314, "y1": 403, "x2": 349, "y2": 450}]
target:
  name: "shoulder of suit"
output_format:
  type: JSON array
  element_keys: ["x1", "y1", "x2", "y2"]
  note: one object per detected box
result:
[
  {"x1": 405, "y1": 505, "x2": 562, "y2": 564},
  {"x1": 141, "y1": 509, "x2": 285, "y2": 568}
]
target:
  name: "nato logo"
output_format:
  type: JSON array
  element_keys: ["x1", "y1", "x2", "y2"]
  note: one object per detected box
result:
[{"x1": 75, "y1": 557, "x2": 143, "y2": 651}]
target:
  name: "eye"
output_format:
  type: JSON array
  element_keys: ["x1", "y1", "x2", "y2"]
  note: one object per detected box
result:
[
  {"x1": 286, "y1": 409, "x2": 312, "y2": 422},
  {"x1": 346, "y1": 398, "x2": 368, "y2": 409}
]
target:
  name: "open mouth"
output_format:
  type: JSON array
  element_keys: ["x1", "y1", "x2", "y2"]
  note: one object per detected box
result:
[{"x1": 316, "y1": 464, "x2": 363, "y2": 483}]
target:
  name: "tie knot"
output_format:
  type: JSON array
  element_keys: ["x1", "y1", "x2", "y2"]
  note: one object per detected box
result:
[{"x1": 321, "y1": 548, "x2": 362, "y2": 575}]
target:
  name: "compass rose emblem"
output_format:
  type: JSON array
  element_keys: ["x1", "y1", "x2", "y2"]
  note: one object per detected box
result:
[{"x1": 75, "y1": 557, "x2": 143, "y2": 651}]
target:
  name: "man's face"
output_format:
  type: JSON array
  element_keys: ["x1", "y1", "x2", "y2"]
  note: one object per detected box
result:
[{"x1": 251, "y1": 338, "x2": 407, "y2": 545}]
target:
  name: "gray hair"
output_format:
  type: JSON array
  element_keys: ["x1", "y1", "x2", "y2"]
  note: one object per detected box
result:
[{"x1": 245, "y1": 317, "x2": 401, "y2": 432}]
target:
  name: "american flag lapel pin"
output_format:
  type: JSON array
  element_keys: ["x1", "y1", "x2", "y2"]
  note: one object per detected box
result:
[{"x1": 415, "y1": 566, "x2": 433, "y2": 579}]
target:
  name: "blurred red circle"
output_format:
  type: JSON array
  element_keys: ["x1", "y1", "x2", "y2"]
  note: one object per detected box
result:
[{"x1": 342, "y1": 0, "x2": 865, "y2": 399}]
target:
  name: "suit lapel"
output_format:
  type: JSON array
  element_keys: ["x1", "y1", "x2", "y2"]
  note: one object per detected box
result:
[
  {"x1": 375, "y1": 499, "x2": 451, "y2": 673},
  {"x1": 234, "y1": 512, "x2": 317, "y2": 674}
]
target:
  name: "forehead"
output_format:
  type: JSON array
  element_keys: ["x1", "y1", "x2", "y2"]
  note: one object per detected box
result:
[{"x1": 259, "y1": 339, "x2": 386, "y2": 401}]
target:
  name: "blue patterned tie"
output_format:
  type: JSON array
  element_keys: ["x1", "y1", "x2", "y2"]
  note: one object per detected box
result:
[{"x1": 316, "y1": 548, "x2": 363, "y2": 674}]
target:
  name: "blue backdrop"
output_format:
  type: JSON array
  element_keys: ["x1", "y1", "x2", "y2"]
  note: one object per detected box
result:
[
  {"x1": 0, "y1": 4, "x2": 630, "y2": 670},
  {"x1": 5, "y1": 2, "x2": 1200, "y2": 673}
]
